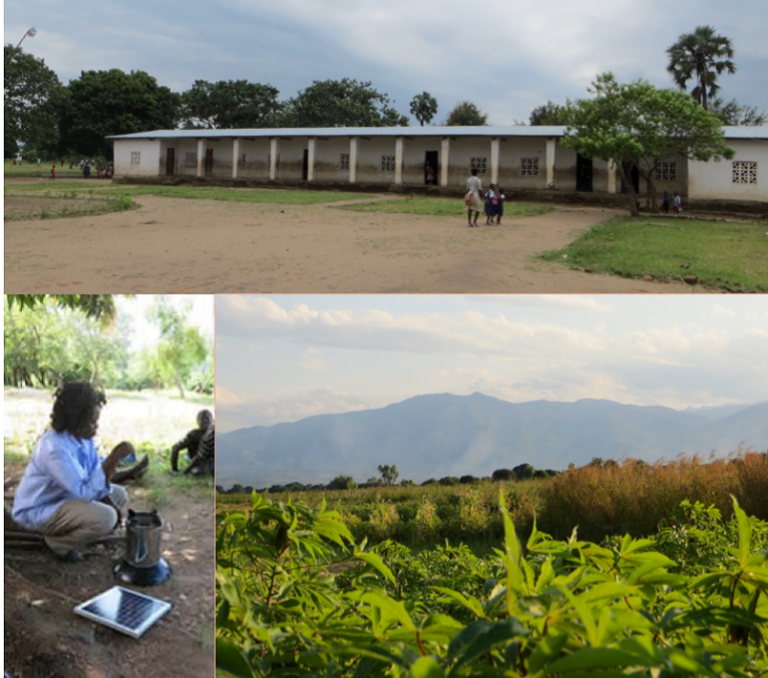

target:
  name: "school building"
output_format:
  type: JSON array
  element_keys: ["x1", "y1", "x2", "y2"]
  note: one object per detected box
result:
[{"x1": 108, "y1": 125, "x2": 768, "y2": 210}]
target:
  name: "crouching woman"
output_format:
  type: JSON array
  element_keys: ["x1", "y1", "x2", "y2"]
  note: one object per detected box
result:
[{"x1": 12, "y1": 382, "x2": 135, "y2": 561}]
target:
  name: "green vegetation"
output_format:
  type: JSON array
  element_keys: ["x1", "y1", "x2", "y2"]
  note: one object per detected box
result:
[
  {"x1": 539, "y1": 216, "x2": 768, "y2": 291},
  {"x1": 216, "y1": 452, "x2": 768, "y2": 551},
  {"x1": 338, "y1": 196, "x2": 553, "y2": 218},
  {"x1": 4, "y1": 191, "x2": 135, "y2": 221},
  {"x1": 4, "y1": 295, "x2": 213, "y2": 394},
  {"x1": 3, "y1": 159, "x2": 95, "y2": 178},
  {"x1": 5, "y1": 182, "x2": 367, "y2": 204},
  {"x1": 216, "y1": 489, "x2": 768, "y2": 677}
]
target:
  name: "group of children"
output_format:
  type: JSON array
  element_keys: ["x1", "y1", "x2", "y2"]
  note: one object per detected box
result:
[{"x1": 484, "y1": 184, "x2": 505, "y2": 225}]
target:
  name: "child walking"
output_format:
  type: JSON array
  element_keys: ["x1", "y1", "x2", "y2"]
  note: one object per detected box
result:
[
  {"x1": 484, "y1": 183, "x2": 497, "y2": 225},
  {"x1": 50, "y1": 164, "x2": 56, "y2": 180}
]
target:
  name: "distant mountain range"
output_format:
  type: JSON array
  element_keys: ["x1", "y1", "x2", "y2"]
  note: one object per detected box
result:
[{"x1": 216, "y1": 393, "x2": 768, "y2": 488}]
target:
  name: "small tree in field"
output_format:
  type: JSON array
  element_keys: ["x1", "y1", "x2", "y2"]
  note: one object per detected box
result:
[
  {"x1": 377, "y1": 464, "x2": 399, "y2": 486},
  {"x1": 561, "y1": 73, "x2": 734, "y2": 214}
]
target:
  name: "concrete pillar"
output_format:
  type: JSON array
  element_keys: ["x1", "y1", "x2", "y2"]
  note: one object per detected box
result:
[
  {"x1": 440, "y1": 137, "x2": 450, "y2": 186},
  {"x1": 307, "y1": 138, "x2": 316, "y2": 182},
  {"x1": 196, "y1": 138, "x2": 205, "y2": 178},
  {"x1": 490, "y1": 138, "x2": 500, "y2": 184},
  {"x1": 607, "y1": 159, "x2": 617, "y2": 193},
  {"x1": 349, "y1": 137, "x2": 358, "y2": 183},
  {"x1": 232, "y1": 138, "x2": 240, "y2": 179},
  {"x1": 545, "y1": 137, "x2": 556, "y2": 189},
  {"x1": 394, "y1": 137, "x2": 404, "y2": 184},
  {"x1": 269, "y1": 138, "x2": 278, "y2": 180}
]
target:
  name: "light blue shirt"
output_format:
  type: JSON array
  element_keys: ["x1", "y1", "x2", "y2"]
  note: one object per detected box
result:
[{"x1": 12, "y1": 429, "x2": 109, "y2": 529}]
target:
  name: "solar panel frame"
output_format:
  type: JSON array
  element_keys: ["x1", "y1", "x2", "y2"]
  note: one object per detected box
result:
[{"x1": 74, "y1": 586, "x2": 172, "y2": 638}]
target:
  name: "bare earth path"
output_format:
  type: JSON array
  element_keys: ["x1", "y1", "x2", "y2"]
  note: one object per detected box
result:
[{"x1": 5, "y1": 194, "x2": 709, "y2": 293}]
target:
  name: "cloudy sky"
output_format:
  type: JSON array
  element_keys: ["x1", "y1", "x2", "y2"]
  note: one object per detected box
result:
[
  {"x1": 215, "y1": 294, "x2": 768, "y2": 433},
  {"x1": 5, "y1": 0, "x2": 767, "y2": 125}
]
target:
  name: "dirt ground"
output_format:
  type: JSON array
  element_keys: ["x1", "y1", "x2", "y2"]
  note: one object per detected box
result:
[
  {"x1": 3, "y1": 187, "x2": 714, "y2": 294},
  {"x1": 4, "y1": 464, "x2": 215, "y2": 678}
]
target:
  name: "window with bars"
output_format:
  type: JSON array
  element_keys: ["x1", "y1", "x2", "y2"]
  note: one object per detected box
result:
[
  {"x1": 470, "y1": 157, "x2": 487, "y2": 174},
  {"x1": 521, "y1": 157, "x2": 539, "y2": 176},
  {"x1": 130, "y1": 151, "x2": 141, "y2": 165},
  {"x1": 654, "y1": 161, "x2": 677, "y2": 181},
  {"x1": 340, "y1": 153, "x2": 350, "y2": 170},
  {"x1": 732, "y1": 161, "x2": 757, "y2": 184},
  {"x1": 381, "y1": 155, "x2": 396, "y2": 171},
  {"x1": 184, "y1": 152, "x2": 197, "y2": 168}
]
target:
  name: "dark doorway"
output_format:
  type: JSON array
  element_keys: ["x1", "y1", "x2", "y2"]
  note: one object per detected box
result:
[
  {"x1": 165, "y1": 148, "x2": 175, "y2": 176},
  {"x1": 621, "y1": 161, "x2": 640, "y2": 193},
  {"x1": 424, "y1": 150, "x2": 438, "y2": 184},
  {"x1": 302, "y1": 149, "x2": 309, "y2": 181},
  {"x1": 204, "y1": 149, "x2": 214, "y2": 176},
  {"x1": 576, "y1": 154, "x2": 593, "y2": 192}
]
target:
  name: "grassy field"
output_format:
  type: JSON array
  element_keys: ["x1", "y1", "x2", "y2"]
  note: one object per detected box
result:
[
  {"x1": 4, "y1": 159, "x2": 94, "y2": 179},
  {"x1": 4, "y1": 191, "x2": 135, "y2": 221},
  {"x1": 216, "y1": 451, "x2": 768, "y2": 548},
  {"x1": 336, "y1": 195, "x2": 554, "y2": 217},
  {"x1": 539, "y1": 215, "x2": 768, "y2": 291}
]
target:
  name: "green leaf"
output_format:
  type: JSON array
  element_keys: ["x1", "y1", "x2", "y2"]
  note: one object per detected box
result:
[
  {"x1": 546, "y1": 647, "x2": 657, "y2": 673},
  {"x1": 215, "y1": 638, "x2": 255, "y2": 678},
  {"x1": 447, "y1": 618, "x2": 528, "y2": 672},
  {"x1": 410, "y1": 656, "x2": 445, "y2": 678},
  {"x1": 355, "y1": 551, "x2": 396, "y2": 584}
]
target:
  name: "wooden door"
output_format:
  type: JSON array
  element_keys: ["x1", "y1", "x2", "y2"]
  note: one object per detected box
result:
[{"x1": 204, "y1": 149, "x2": 214, "y2": 176}]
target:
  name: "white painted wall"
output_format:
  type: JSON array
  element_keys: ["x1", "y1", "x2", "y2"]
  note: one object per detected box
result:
[
  {"x1": 688, "y1": 139, "x2": 768, "y2": 201},
  {"x1": 312, "y1": 137, "x2": 352, "y2": 182},
  {"x1": 356, "y1": 137, "x2": 398, "y2": 183},
  {"x1": 114, "y1": 139, "x2": 162, "y2": 177}
]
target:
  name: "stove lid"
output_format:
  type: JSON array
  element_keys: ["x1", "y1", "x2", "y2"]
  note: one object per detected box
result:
[{"x1": 74, "y1": 586, "x2": 172, "y2": 638}]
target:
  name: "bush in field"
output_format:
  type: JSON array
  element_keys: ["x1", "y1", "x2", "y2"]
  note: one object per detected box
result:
[
  {"x1": 329, "y1": 474, "x2": 358, "y2": 490},
  {"x1": 492, "y1": 468, "x2": 515, "y2": 481}
]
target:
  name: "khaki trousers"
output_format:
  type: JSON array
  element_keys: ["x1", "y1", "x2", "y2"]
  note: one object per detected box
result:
[{"x1": 41, "y1": 485, "x2": 128, "y2": 555}]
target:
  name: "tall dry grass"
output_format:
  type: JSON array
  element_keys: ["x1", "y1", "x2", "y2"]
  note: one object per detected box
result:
[{"x1": 537, "y1": 450, "x2": 768, "y2": 541}]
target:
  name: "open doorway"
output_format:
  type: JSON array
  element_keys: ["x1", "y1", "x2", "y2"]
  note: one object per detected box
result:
[
  {"x1": 302, "y1": 150, "x2": 309, "y2": 181},
  {"x1": 424, "y1": 150, "x2": 438, "y2": 184},
  {"x1": 576, "y1": 154, "x2": 593, "y2": 192},
  {"x1": 165, "y1": 148, "x2": 175, "y2": 176},
  {"x1": 204, "y1": 149, "x2": 214, "y2": 176}
]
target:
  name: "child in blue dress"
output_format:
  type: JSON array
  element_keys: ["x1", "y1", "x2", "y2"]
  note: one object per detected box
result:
[{"x1": 484, "y1": 184, "x2": 497, "y2": 224}]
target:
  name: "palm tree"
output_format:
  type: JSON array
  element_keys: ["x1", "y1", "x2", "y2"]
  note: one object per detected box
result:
[
  {"x1": 666, "y1": 25, "x2": 736, "y2": 110},
  {"x1": 409, "y1": 92, "x2": 438, "y2": 126}
]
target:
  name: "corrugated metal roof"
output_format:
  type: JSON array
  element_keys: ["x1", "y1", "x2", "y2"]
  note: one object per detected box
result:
[
  {"x1": 107, "y1": 125, "x2": 768, "y2": 141},
  {"x1": 107, "y1": 125, "x2": 566, "y2": 140}
]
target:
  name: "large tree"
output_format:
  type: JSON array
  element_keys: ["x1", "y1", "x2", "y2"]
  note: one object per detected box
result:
[
  {"x1": 279, "y1": 78, "x2": 408, "y2": 127},
  {"x1": 180, "y1": 79, "x2": 282, "y2": 129},
  {"x1": 409, "y1": 91, "x2": 438, "y2": 126},
  {"x1": 4, "y1": 45, "x2": 64, "y2": 155},
  {"x1": 561, "y1": 73, "x2": 734, "y2": 215},
  {"x1": 57, "y1": 69, "x2": 181, "y2": 158},
  {"x1": 529, "y1": 100, "x2": 565, "y2": 125},
  {"x1": 666, "y1": 25, "x2": 736, "y2": 110},
  {"x1": 444, "y1": 101, "x2": 488, "y2": 126}
]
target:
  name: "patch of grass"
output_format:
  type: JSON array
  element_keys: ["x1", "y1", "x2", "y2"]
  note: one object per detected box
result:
[
  {"x1": 4, "y1": 159, "x2": 91, "y2": 179},
  {"x1": 4, "y1": 193, "x2": 137, "y2": 221},
  {"x1": 539, "y1": 216, "x2": 768, "y2": 291},
  {"x1": 337, "y1": 195, "x2": 554, "y2": 218}
]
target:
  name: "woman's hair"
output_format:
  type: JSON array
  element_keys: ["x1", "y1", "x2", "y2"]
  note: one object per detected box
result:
[{"x1": 50, "y1": 382, "x2": 107, "y2": 434}]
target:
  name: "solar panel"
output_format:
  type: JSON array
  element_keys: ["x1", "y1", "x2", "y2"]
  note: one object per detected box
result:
[{"x1": 74, "y1": 586, "x2": 172, "y2": 638}]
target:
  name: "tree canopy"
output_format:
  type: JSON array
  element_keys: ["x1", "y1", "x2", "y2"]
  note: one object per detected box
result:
[
  {"x1": 280, "y1": 78, "x2": 408, "y2": 128},
  {"x1": 444, "y1": 101, "x2": 488, "y2": 126},
  {"x1": 180, "y1": 79, "x2": 282, "y2": 129},
  {"x1": 561, "y1": 73, "x2": 734, "y2": 215},
  {"x1": 57, "y1": 69, "x2": 181, "y2": 158},
  {"x1": 4, "y1": 45, "x2": 64, "y2": 155},
  {"x1": 529, "y1": 100, "x2": 565, "y2": 125},
  {"x1": 666, "y1": 25, "x2": 736, "y2": 110},
  {"x1": 708, "y1": 98, "x2": 767, "y2": 126},
  {"x1": 409, "y1": 92, "x2": 438, "y2": 126}
]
